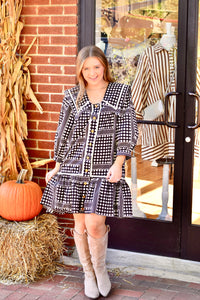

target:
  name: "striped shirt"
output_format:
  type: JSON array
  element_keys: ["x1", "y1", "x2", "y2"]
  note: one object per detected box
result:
[
  {"x1": 131, "y1": 42, "x2": 176, "y2": 160},
  {"x1": 131, "y1": 42, "x2": 200, "y2": 160}
]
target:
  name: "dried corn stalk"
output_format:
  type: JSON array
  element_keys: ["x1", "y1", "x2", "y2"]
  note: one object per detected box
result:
[{"x1": 0, "y1": 0, "x2": 43, "y2": 182}]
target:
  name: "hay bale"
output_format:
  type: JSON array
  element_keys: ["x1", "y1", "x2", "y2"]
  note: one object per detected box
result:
[{"x1": 0, "y1": 214, "x2": 64, "y2": 283}]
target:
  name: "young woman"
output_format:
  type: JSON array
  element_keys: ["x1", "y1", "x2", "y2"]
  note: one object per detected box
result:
[{"x1": 41, "y1": 45, "x2": 138, "y2": 299}]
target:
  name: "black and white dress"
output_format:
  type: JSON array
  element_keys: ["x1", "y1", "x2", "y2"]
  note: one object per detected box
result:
[{"x1": 41, "y1": 82, "x2": 138, "y2": 217}]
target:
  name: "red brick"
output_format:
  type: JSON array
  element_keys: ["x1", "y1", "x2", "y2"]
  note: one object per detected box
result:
[
  {"x1": 39, "y1": 178, "x2": 47, "y2": 189},
  {"x1": 21, "y1": 45, "x2": 36, "y2": 55},
  {"x1": 38, "y1": 121, "x2": 57, "y2": 131},
  {"x1": 28, "y1": 149, "x2": 50, "y2": 159},
  {"x1": 66, "y1": 57, "x2": 77, "y2": 65},
  {"x1": 51, "y1": 36, "x2": 77, "y2": 45},
  {"x1": 65, "y1": 77, "x2": 76, "y2": 85},
  {"x1": 113, "y1": 289, "x2": 143, "y2": 297},
  {"x1": 31, "y1": 56, "x2": 49, "y2": 65},
  {"x1": 21, "y1": 6, "x2": 37, "y2": 15},
  {"x1": 25, "y1": 0, "x2": 50, "y2": 5},
  {"x1": 26, "y1": 111, "x2": 51, "y2": 121},
  {"x1": 50, "y1": 56, "x2": 76, "y2": 65},
  {"x1": 56, "y1": 288, "x2": 80, "y2": 300},
  {"x1": 51, "y1": 112, "x2": 60, "y2": 122},
  {"x1": 28, "y1": 65, "x2": 37, "y2": 74},
  {"x1": 33, "y1": 168, "x2": 48, "y2": 178},
  {"x1": 27, "y1": 84, "x2": 37, "y2": 95},
  {"x1": 51, "y1": 94, "x2": 63, "y2": 103},
  {"x1": 64, "y1": 66, "x2": 76, "y2": 75},
  {"x1": 64, "y1": 26, "x2": 78, "y2": 35},
  {"x1": 51, "y1": 16, "x2": 77, "y2": 25},
  {"x1": 24, "y1": 16, "x2": 49, "y2": 25},
  {"x1": 21, "y1": 26, "x2": 37, "y2": 35},
  {"x1": 26, "y1": 102, "x2": 43, "y2": 112},
  {"x1": 27, "y1": 121, "x2": 37, "y2": 130},
  {"x1": 49, "y1": 75, "x2": 65, "y2": 84},
  {"x1": 51, "y1": 0, "x2": 77, "y2": 4},
  {"x1": 38, "y1": 65, "x2": 62, "y2": 74},
  {"x1": 172, "y1": 293, "x2": 200, "y2": 300},
  {"x1": 41, "y1": 102, "x2": 62, "y2": 112},
  {"x1": 27, "y1": 130, "x2": 52, "y2": 140},
  {"x1": 24, "y1": 139, "x2": 37, "y2": 148},
  {"x1": 38, "y1": 140, "x2": 54, "y2": 149},
  {"x1": 64, "y1": 6, "x2": 78, "y2": 14},
  {"x1": 0, "y1": 290, "x2": 13, "y2": 298},
  {"x1": 31, "y1": 75, "x2": 49, "y2": 84},
  {"x1": 6, "y1": 291, "x2": 27, "y2": 300},
  {"x1": 37, "y1": 36, "x2": 50, "y2": 45},
  {"x1": 38, "y1": 46, "x2": 63, "y2": 55},
  {"x1": 50, "y1": 75, "x2": 75, "y2": 84},
  {"x1": 32, "y1": 93, "x2": 50, "y2": 103},
  {"x1": 23, "y1": 35, "x2": 42, "y2": 45},
  {"x1": 38, "y1": 6, "x2": 63, "y2": 15},
  {"x1": 64, "y1": 46, "x2": 77, "y2": 55},
  {"x1": 38, "y1": 84, "x2": 63, "y2": 94},
  {"x1": 38, "y1": 26, "x2": 63, "y2": 35}
]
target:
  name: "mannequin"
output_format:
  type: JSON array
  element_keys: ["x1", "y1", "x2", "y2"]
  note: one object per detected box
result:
[
  {"x1": 131, "y1": 38, "x2": 177, "y2": 161},
  {"x1": 131, "y1": 24, "x2": 177, "y2": 220},
  {"x1": 160, "y1": 22, "x2": 177, "y2": 51}
]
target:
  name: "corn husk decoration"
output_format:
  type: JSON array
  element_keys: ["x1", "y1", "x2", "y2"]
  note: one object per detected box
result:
[{"x1": 0, "y1": 0, "x2": 43, "y2": 182}]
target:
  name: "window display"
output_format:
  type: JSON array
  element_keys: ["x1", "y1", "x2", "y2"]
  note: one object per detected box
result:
[{"x1": 95, "y1": 0, "x2": 179, "y2": 221}]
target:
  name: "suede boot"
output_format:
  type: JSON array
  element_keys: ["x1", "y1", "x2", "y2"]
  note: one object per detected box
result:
[
  {"x1": 87, "y1": 226, "x2": 111, "y2": 297},
  {"x1": 73, "y1": 230, "x2": 99, "y2": 299}
]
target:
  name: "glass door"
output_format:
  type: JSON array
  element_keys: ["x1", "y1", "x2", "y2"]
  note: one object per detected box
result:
[
  {"x1": 181, "y1": 0, "x2": 200, "y2": 261},
  {"x1": 79, "y1": 0, "x2": 200, "y2": 260},
  {"x1": 96, "y1": 0, "x2": 178, "y2": 222},
  {"x1": 94, "y1": 0, "x2": 182, "y2": 257}
]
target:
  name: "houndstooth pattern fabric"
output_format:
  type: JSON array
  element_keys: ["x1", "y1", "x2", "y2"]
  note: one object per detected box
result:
[{"x1": 41, "y1": 82, "x2": 138, "y2": 217}]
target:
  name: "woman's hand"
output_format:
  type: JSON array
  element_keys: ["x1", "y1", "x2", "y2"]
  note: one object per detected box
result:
[
  {"x1": 45, "y1": 162, "x2": 60, "y2": 184},
  {"x1": 106, "y1": 155, "x2": 125, "y2": 183},
  {"x1": 106, "y1": 163, "x2": 122, "y2": 183}
]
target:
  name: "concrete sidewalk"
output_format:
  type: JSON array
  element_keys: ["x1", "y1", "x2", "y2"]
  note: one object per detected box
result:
[{"x1": 0, "y1": 250, "x2": 200, "y2": 299}]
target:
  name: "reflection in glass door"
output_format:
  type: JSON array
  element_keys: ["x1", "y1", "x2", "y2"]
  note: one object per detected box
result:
[{"x1": 95, "y1": 0, "x2": 179, "y2": 222}]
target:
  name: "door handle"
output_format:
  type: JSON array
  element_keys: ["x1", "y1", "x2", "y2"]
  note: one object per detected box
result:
[
  {"x1": 164, "y1": 92, "x2": 180, "y2": 128},
  {"x1": 187, "y1": 92, "x2": 200, "y2": 129}
]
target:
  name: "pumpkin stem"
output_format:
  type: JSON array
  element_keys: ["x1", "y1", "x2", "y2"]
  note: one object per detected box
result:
[{"x1": 17, "y1": 169, "x2": 28, "y2": 183}]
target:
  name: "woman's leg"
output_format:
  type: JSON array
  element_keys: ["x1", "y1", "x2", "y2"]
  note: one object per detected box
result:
[
  {"x1": 85, "y1": 213, "x2": 106, "y2": 238},
  {"x1": 85, "y1": 214, "x2": 111, "y2": 297},
  {"x1": 73, "y1": 213, "x2": 99, "y2": 299},
  {"x1": 73, "y1": 213, "x2": 86, "y2": 233}
]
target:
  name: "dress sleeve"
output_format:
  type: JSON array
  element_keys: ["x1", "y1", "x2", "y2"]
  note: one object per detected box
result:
[
  {"x1": 131, "y1": 50, "x2": 151, "y2": 119},
  {"x1": 115, "y1": 85, "x2": 138, "y2": 159},
  {"x1": 53, "y1": 96, "x2": 75, "y2": 163}
]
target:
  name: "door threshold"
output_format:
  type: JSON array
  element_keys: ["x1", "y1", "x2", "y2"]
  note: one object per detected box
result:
[{"x1": 63, "y1": 248, "x2": 200, "y2": 284}]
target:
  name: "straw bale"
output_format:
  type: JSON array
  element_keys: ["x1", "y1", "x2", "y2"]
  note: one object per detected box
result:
[{"x1": 0, "y1": 214, "x2": 64, "y2": 284}]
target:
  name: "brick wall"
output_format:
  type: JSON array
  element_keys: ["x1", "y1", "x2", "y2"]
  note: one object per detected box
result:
[{"x1": 21, "y1": 0, "x2": 78, "y2": 255}]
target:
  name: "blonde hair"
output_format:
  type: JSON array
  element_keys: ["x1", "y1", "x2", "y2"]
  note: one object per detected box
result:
[{"x1": 76, "y1": 45, "x2": 114, "y2": 107}]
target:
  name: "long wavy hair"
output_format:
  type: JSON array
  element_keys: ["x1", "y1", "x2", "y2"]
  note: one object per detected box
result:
[{"x1": 76, "y1": 45, "x2": 114, "y2": 107}]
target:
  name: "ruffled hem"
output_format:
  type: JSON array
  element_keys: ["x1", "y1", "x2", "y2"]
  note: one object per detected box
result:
[{"x1": 41, "y1": 174, "x2": 133, "y2": 218}]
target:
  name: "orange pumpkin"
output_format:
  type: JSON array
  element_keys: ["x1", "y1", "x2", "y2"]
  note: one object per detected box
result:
[{"x1": 0, "y1": 169, "x2": 43, "y2": 221}]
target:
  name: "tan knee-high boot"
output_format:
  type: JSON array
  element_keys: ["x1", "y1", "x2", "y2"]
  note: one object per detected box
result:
[
  {"x1": 73, "y1": 230, "x2": 99, "y2": 299},
  {"x1": 87, "y1": 226, "x2": 111, "y2": 297}
]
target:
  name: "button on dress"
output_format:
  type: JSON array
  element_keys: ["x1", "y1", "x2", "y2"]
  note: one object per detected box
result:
[{"x1": 41, "y1": 82, "x2": 138, "y2": 217}]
